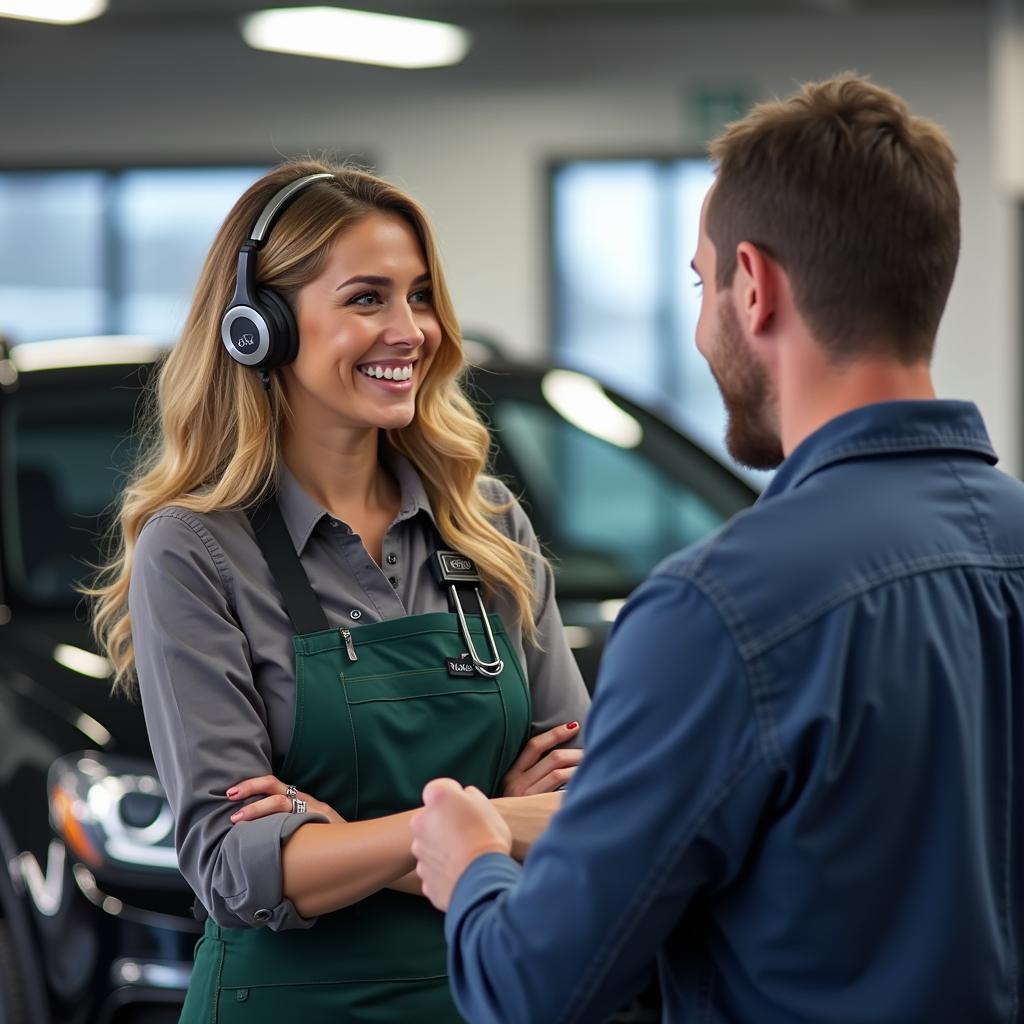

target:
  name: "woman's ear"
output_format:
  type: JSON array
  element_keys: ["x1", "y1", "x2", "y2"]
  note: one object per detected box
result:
[{"x1": 735, "y1": 242, "x2": 778, "y2": 336}]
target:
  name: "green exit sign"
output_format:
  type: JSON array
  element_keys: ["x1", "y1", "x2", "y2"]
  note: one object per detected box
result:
[{"x1": 689, "y1": 86, "x2": 755, "y2": 142}]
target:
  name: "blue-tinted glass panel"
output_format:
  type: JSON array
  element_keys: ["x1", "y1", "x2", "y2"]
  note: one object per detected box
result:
[
  {"x1": 113, "y1": 167, "x2": 266, "y2": 337},
  {"x1": 552, "y1": 162, "x2": 662, "y2": 407},
  {"x1": 0, "y1": 172, "x2": 105, "y2": 342},
  {"x1": 552, "y1": 158, "x2": 741, "y2": 467}
]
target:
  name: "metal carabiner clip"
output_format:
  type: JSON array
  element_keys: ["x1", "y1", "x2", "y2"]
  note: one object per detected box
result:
[{"x1": 432, "y1": 550, "x2": 504, "y2": 677}]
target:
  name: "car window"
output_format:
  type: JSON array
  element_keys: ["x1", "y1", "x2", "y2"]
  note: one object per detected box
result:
[
  {"x1": 2, "y1": 383, "x2": 142, "y2": 605},
  {"x1": 490, "y1": 397, "x2": 735, "y2": 596}
]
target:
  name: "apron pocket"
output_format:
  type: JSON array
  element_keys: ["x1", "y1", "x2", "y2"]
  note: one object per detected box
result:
[{"x1": 342, "y1": 667, "x2": 510, "y2": 817}]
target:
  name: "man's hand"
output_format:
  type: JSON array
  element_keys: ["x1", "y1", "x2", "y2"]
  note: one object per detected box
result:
[{"x1": 410, "y1": 779, "x2": 513, "y2": 911}]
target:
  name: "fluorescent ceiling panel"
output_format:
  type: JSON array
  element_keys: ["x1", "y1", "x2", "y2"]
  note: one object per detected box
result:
[
  {"x1": 242, "y1": 6, "x2": 471, "y2": 69},
  {"x1": 0, "y1": 0, "x2": 106, "y2": 24}
]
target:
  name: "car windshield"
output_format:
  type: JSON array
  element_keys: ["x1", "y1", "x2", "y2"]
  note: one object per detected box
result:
[
  {"x1": 492, "y1": 401, "x2": 725, "y2": 593},
  {"x1": 2, "y1": 381, "x2": 143, "y2": 606},
  {"x1": 477, "y1": 368, "x2": 755, "y2": 597}
]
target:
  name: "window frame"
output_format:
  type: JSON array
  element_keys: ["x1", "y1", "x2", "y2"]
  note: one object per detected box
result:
[{"x1": 0, "y1": 155, "x2": 374, "y2": 343}]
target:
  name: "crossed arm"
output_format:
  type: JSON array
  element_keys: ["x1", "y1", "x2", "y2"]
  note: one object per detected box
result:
[{"x1": 225, "y1": 721, "x2": 582, "y2": 917}]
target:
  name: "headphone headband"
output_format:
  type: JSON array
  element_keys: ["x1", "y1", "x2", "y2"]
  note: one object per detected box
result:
[{"x1": 248, "y1": 172, "x2": 335, "y2": 245}]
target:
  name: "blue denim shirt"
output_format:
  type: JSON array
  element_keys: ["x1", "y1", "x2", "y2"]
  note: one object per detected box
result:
[{"x1": 446, "y1": 400, "x2": 1024, "y2": 1024}]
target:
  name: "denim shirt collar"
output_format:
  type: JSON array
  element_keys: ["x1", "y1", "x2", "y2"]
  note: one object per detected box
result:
[
  {"x1": 760, "y1": 400, "x2": 997, "y2": 502},
  {"x1": 276, "y1": 440, "x2": 437, "y2": 555}
]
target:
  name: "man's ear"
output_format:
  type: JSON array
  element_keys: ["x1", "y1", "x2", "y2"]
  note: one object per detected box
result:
[{"x1": 735, "y1": 242, "x2": 778, "y2": 336}]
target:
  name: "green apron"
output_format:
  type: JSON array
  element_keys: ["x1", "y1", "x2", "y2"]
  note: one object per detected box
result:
[{"x1": 180, "y1": 498, "x2": 531, "y2": 1023}]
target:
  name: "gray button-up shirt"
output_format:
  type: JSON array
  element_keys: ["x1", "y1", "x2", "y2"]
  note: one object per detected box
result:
[{"x1": 129, "y1": 452, "x2": 590, "y2": 932}]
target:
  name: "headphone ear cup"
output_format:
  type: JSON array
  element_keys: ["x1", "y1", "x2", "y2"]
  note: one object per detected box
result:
[{"x1": 256, "y1": 288, "x2": 299, "y2": 368}]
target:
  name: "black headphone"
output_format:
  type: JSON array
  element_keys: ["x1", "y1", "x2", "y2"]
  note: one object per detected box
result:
[{"x1": 220, "y1": 172, "x2": 335, "y2": 371}]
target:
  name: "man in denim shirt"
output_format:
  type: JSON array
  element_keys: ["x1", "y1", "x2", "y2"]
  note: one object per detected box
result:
[{"x1": 410, "y1": 74, "x2": 1024, "y2": 1023}]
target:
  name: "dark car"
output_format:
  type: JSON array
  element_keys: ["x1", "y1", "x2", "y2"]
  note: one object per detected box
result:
[{"x1": 0, "y1": 335, "x2": 755, "y2": 1023}]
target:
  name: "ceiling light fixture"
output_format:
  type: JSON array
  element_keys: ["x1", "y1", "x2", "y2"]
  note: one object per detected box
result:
[
  {"x1": 0, "y1": 0, "x2": 106, "y2": 24},
  {"x1": 242, "y1": 6, "x2": 471, "y2": 70}
]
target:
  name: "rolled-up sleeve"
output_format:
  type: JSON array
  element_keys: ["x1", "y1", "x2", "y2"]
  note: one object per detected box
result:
[
  {"x1": 129, "y1": 510, "x2": 327, "y2": 930},
  {"x1": 443, "y1": 573, "x2": 771, "y2": 1023},
  {"x1": 484, "y1": 479, "x2": 590, "y2": 744}
]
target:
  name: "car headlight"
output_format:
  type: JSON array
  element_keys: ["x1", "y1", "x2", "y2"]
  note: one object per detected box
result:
[{"x1": 48, "y1": 752, "x2": 177, "y2": 871}]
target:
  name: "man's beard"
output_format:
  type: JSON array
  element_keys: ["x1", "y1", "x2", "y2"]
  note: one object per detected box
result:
[{"x1": 709, "y1": 297, "x2": 785, "y2": 471}]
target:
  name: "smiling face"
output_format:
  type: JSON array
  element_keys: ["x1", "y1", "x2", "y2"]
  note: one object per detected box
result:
[{"x1": 281, "y1": 210, "x2": 443, "y2": 438}]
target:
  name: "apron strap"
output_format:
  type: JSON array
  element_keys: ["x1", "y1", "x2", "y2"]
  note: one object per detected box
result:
[{"x1": 247, "y1": 494, "x2": 330, "y2": 635}]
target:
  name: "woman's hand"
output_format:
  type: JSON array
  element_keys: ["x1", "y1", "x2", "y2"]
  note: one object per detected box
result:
[
  {"x1": 226, "y1": 774, "x2": 345, "y2": 824},
  {"x1": 492, "y1": 791, "x2": 563, "y2": 861},
  {"x1": 502, "y1": 721, "x2": 583, "y2": 797}
]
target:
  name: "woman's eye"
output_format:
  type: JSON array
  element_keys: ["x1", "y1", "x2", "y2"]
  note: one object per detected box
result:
[
  {"x1": 349, "y1": 291, "x2": 380, "y2": 307},
  {"x1": 410, "y1": 288, "x2": 433, "y2": 305}
]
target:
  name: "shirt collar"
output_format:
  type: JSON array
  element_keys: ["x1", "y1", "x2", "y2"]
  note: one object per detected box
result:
[
  {"x1": 275, "y1": 442, "x2": 438, "y2": 555},
  {"x1": 760, "y1": 399, "x2": 997, "y2": 502}
]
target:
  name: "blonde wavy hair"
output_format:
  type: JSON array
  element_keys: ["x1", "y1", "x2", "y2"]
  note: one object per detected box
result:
[{"x1": 90, "y1": 159, "x2": 541, "y2": 696}]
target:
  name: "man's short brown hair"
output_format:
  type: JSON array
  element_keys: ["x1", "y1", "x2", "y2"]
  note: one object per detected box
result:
[{"x1": 707, "y1": 73, "x2": 960, "y2": 363}]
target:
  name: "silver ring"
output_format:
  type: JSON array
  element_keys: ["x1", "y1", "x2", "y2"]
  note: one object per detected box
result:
[
  {"x1": 291, "y1": 798, "x2": 307, "y2": 814},
  {"x1": 285, "y1": 784, "x2": 297, "y2": 800}
]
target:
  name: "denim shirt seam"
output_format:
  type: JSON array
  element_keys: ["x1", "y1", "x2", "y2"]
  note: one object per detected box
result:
[
  {"x1": 691, "y1": 569, "x2": 784, "y2": 770},
  {"x1": 657, "y1": 562, "x2": 785, "y2": 771},
  {"x1": 788, "y1": 434, "x2": 993, "y2": 490},
  {"x1": 556, "y1": 754, "x2": 764, "y2": 1024},
  {"x1": 745, "y1": 552, "x2": 1024, "y2": 659},
  {"x1": 944, "y1": 456, "x2": 995, "y2": 557}
]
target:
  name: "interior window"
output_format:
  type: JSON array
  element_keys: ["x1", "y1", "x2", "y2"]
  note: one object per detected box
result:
[
  {"x1": 0, "y1": 166, "x2": 267, "y2": 345},
  {"x1": 111, "y1": 168, "x2": 268, "y2": 336},
  {"x1": 551, "y1": 157, "x2": 770, "y2": 488},
  {"x1": 0, "y1": 172, "x2": 106, "y2": 342}
]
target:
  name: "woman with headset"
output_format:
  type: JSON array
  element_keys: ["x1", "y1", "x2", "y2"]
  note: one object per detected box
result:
[{"x1": 91, "y1": 160, "x2": 590, "y2": 1022}]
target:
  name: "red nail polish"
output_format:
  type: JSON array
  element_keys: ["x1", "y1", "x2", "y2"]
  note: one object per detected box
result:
[
  {"x1": 566, "y1": 721, "x2": 579, "y2": 731},
  {"x1": 227, "y1": 788, "x2": 239, "y2": 798}
]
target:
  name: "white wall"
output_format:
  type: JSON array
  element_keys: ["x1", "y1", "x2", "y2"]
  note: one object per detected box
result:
[{"x1": 0, "y1": 6, "x2": 1016, "y2": 470}]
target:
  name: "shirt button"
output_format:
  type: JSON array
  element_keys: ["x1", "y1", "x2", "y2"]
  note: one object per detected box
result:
[
  {"x1": 385, "y1": 553, "x2": 398, "y2": 565},
  {"x1": 388, "y1": 576, "x2": 399, "y2": 587},
  {"x1": 253, "y1": 909, "x2": 271, "y2": 923},
  {"x1": 350, "y1": 609, "x2": 362, "y2": 620}
]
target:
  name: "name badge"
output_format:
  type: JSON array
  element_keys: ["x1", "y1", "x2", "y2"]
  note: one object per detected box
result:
[{"x1": 446, "y1": 654, "x2": 477, "y2": 677}]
